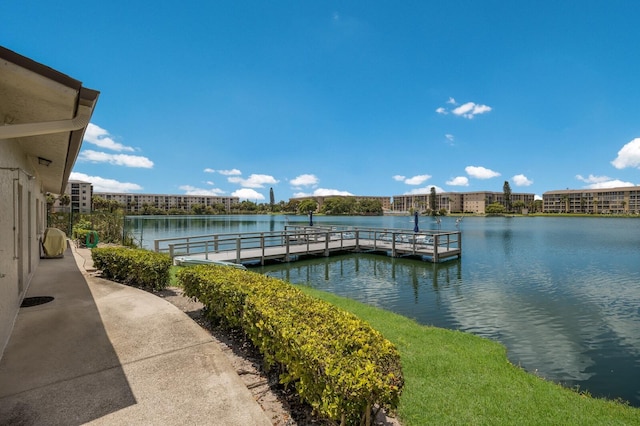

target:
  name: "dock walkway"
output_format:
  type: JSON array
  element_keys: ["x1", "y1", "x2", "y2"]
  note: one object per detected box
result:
[{"x1": 154, "y1": 226, "x2": 461, "y2": 266}]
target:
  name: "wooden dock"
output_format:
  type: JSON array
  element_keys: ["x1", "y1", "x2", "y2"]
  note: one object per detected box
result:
[{"x1": 153, "y1": 226, "x2": 462, "y2": 266}]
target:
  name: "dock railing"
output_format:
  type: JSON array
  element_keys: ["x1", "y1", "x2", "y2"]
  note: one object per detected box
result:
[{"x1": 154, "y1": 226, "x2": 461, "y2": 264}]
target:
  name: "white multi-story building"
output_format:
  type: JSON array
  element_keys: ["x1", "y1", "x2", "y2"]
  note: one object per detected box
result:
[
  {"x1": 392, "y1": 191, "x2": 536, "y2": 214},
  {"x1": 543, "y1": 186, "x2": 640, "y2": 214},
  {"x1": 52, "y1": 180, "x2": 93, "y2": 213},
  {"x1": 95, "y1": 192, "x2": 239, "y2": 213}
]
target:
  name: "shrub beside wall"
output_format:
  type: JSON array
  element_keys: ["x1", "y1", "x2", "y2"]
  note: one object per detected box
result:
[
  {"x1": 179, "y1": 265, "x2": 403, "y2": 425},
  {"x1": 91, "y1": 247, "x2": 171, "y2": 290}
]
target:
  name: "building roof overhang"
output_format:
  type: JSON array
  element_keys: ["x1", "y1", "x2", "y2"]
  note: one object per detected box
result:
[{"x1": 0, "y1": 46, "x2": 99, "y2": 194}]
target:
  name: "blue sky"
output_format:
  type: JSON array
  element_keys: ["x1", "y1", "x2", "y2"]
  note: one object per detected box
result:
[{"x1": 5, "y1": 1, "x2": 640, "y2": 202}]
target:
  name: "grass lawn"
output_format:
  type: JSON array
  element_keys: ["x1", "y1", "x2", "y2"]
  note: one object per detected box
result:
[{"x1": 296, "y1": 286, "x2": 640, "y2": 426}]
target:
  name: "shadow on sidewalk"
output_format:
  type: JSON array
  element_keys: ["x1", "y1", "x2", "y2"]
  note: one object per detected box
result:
[{"x1": 0, "y1": 247, "x2": 136, "y2": 425}]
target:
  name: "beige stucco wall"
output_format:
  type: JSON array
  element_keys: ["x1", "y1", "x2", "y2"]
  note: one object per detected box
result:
[{"x1": 0, "y1": 138, "x2": 47, "y2": 358}]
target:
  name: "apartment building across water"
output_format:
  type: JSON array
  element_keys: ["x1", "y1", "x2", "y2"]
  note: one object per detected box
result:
[
  {"x1": 543, "y1": 186, "x2": 640, "y2": 214},
  {"x1": 95, "y1": 192, "x2": 239, "y2": 213},
  {"x1": 392, "y1": 191, "x2": 536, "y2": 214}
]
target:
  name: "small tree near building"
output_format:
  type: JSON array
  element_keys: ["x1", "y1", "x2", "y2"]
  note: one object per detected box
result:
[
  {"x1": 512, "y1": 200, "x2": 526, "y2": 214},
  {"x1": 429, "y1": 187, "x2": 437, "y2": 215},
  {"x1": 269, "y1": 187, "x2": 275, "y2": 212},
  {"x1": 486, "y1": 202, "x2": 506, "y2": 215},
  {"x1": 503, "y1": 181, "x2": 512, "y2": 212},
  {"x1": 298, "y1": 199, "x2": 318, "y2": 214}
]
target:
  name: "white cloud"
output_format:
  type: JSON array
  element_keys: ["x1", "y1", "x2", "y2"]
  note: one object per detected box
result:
[
  {"x1": 587, "y1": 180, "x2": 636, "y2": 189},
  {"x1": 445, "y1": 134, "x2": 455, "y2": 143},
  {"x1": 312, "y1": 188, "x2": 354, "y2": 196},
  {"x1": 78, "y1": 150, "x2": 154, "y2": 168},
  {"x1": 404, "y1": 174, "x2": 431, "y2": 185},
  {"x1": 232, "y1": 188, "x2": 265, "y2": 201},
  {"x1": 512, "y1": 174, "x2": 533, "y2": 186},
  {"x1": 290, "y1": 174, "x2": 319, "y2": 187},
  {"x1": 576, "y1": 175, "x2": 636, "y2": 189},
  {"x1": 70, "y1": 172, "x2": 142, "y2": 192},
  {"x1": 179, "y1": 185, "x2": 225, "y2": 196},
  {"x1": 465, "y1": 166, "x2": 500, "y2": 179},
  {"x1": 534, "y1": 194, "x2": 543, "y2": 201},
  {"x1": 204, "y1": 168, "x2": 215, "y2": 173},
  {"x1": 205, "y1": 181, "x2": 215, "y2": 186},
  {"x1": 446, "y1": 176, "x2": 469, "y2": 186},
  {"x1": 404, "y1": 185, "x2": 444, "y2": 195},
  {"x1": 611, "y1": 138, "x2": 640, "y2": 169},
  {"x1": 84, "y1": 123, "x2": 135, "y2": 152},
  {"x1": 452, "y1": 102, "x2": 492, "y2": 119},
  {"x1": 218, "y1": 169, "x2": 242, "y2": 176},
  {"x1": 576, "y1": 174, "x2": 612, "y2": 184},
  {"x1": 228, "y1": 174, "x2": 279, "y2": 188},
  {"x1": 435, "y1": 99, "x2": 492, "y2": 119},
  {"x1": 392, "y1": 175, "x2": 406, "y2": 182}
]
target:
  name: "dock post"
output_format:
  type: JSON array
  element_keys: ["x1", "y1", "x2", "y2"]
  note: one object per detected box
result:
[
  {"x1": 325, "y1": 232, "x2": 330, "y2": 256},
  {"x1": 214, "y1": 235, "x2": 218, "y2": 252},
  {"x1": 236, "y1": 237, "x2": 241, "y2": 264},
  {"x1": 433, "y1": 235, "x2": 439, "y2": 262},
  {"x1": 169, "y1": 244, "x2": 174, "y2": 260},
  {"x1": 285, "y1": 235, "x2": 290, "y2": 262},
  {"x1": 391, "y1": 233, "x2": 396, "y2": 257},
  {"x1": 355, "y1": 229, "x2": 360, "y2": 250},
  {"x1": 260, "y1": 233, "x2": 265, "y2": 265},
  {"x1": 205, "y1": 241, "x2": 209, "y2": 260}
]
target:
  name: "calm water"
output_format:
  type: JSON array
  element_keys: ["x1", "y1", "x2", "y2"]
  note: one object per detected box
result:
[{"x1": 130, "y1": 214, "x2": 640, "y2": 406}]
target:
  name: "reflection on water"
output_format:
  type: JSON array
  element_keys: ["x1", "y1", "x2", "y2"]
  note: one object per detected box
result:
[
  {"x1": 131, "y1": 214, "x2": 640, "y2": 406},
  {"x1": 264, "y1": 255, "x2": 462, "y2": 320}
]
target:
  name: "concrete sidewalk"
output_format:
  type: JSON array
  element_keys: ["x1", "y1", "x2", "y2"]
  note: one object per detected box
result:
[{"x1": 0, "y1": 243, "x2": 271, "y2": 425}]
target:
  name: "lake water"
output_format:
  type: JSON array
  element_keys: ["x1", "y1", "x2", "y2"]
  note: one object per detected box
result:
[{"x1": 129, "y1": 214, "x2": 640, "y2": 406}]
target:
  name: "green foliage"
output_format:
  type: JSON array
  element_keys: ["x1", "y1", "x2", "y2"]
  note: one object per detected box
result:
[
  {"x1": 140, "y1": 203, "x2": 167, "y2": 215},
  {"x1": 358, "y1": 199, "x2": 383, "y2": 215},
  {"x1": 231, "y1": 200, "x2": 258, "y2": 213},
  {"x1": 178, "y1": 266, "x2": 404, "y2": 425},
  {"x1": 512, "y1": 200, "x2": 526, "y2": 213},
  {"x1": 92, "y1": 196, "x2": 124, "y2": 213},
  {"x1": 92, "y1": 247, "x2": 172, "y2": 290},
  {"x1": 320, "y1": 197, "x2": 357, "y2": 215},
  {"x1": 72, "y1": 218, "x2": 93, "y2": 242},
  {"x1": 485, "y1": 202, "x2": 506, "y2": 215},
  {"x1": 315, "y1": 197, "x2": 384, "y2": 216},
  {"x1": 503, "y1": 180, "x2": 512, "y2": 212},
  {"x1": 48, "y1": 212, "x2": 72, "y2": 236},
  {"x1": 284, "y1": 199, "x2": 300, "y2": 213},
  {"x1": 429, "y1": 187, "x2": 437, "y2": 212},
  {"x1": 58, "y1": 193, "x2": 71, "y2": 206},
  {"x1": 297, "y1": 199, "x2": 318, "y2": 214}
]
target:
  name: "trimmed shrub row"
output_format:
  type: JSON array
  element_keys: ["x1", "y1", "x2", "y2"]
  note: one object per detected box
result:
[
  {"x1": 178, "y1": 265, "x2": 403, "y2": 425},
  {"x1": 91, "y1": 247, "x2": 172, "y2": 290}
]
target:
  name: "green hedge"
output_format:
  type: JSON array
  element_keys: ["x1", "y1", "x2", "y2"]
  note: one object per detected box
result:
[
  {"x1": 178, "y1": 265, "x2": 403, "y2": 425},
  {"x1": 91, "y1": 247, "x2": 172, "y2": 290}
]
